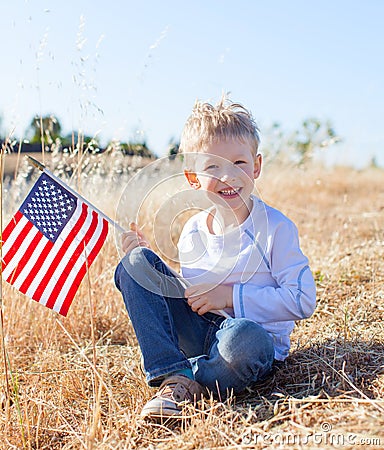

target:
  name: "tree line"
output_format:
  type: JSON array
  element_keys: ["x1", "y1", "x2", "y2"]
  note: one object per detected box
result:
[
  {"x1": 168, "y1": 117, "x2": 342, "y2": 166},
  {"x1": 1, "y1": 114, "x2": 342, "y2": 165},
  {"x1": 1, "y1": 114, "x2": 156, "y2": 159}
]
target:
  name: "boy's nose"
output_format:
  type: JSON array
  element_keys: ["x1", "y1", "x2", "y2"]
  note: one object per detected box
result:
[
  {"x1": 220, "y1": 174, "x2": 231, "y2": 182},
  {"x1": 219, "y1": 170, "x2": 236, "y2": 183}
]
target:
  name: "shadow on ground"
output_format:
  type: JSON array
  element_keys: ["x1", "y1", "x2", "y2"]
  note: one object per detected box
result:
[{"x1": 243, "y1": 338, "x2": 383, "y2": 404}]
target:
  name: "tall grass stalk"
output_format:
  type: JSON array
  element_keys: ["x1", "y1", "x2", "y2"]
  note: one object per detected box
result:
[
  {"x1": 85, "y1": 246, "x2": 102, "y2": 449},
  {"x1": 0, "y1": 139, "x2": 11, "y2": 410},
  {"x1": 1, "y1": 137, "x2": 27, "y2": 447},
  {"x1": 39, "y1": 116, "x2": 45, "y2": 166},
  {"x1": 55, "y1": 319, "x2": 121, "y2": 411},
  {"x1": 14, "y1": 135, "x2": 23, "y2": 181},
  {"x1": 6, "y1": 360, "x2": 27, "y2": 448}
]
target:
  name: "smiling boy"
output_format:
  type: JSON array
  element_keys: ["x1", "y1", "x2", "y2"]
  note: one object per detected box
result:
[{"x1": 114, "y1": 96, "x2": 316, "y2": 420}]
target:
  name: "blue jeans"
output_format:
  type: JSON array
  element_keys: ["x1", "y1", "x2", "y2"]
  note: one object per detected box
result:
[{"x1": 114, "y1": 247, "x2": 275, "y2": 398}]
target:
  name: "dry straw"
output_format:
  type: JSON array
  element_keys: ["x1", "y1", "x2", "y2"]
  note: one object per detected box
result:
[
  {"x1": 0, "y1": 147, "x2": 383, "y2": 448},
  {"x1": 0, "y1": 137, "x2": 11, "y2": 415}
]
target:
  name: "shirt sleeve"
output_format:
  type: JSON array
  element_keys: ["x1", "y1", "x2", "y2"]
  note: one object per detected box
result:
[{"x1": 232, "y1": 220, "x2": 316, "y2": 323}]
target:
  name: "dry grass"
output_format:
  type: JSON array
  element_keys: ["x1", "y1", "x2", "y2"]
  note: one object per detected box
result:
[{"x1": 0, "y1": 155, "x2": 383, "y2": 449}]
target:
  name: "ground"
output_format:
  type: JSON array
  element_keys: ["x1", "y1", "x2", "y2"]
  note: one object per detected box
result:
[{"x1": 0, "y1": 159, "x2": 383, "y2": 449}]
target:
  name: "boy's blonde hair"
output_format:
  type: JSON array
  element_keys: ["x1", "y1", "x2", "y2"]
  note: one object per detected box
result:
[{"x1": 180, "y1": 96, "x2": 260, "y2": 158}]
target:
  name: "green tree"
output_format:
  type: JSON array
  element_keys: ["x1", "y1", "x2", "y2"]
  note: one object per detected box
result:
[
  {"x1": 289, "y1": 118, "x2": 341, "y2": 165},
  {"x1": 167, "y1": 138, "x2": 180, "y2": 160},
  {"x1": 60, "y1": 132, "x2": 100, "y2": 152},
  {"x1": 118, "y1": 140, "x2": 156, "y2": 158},
  {"x1": 29, "y1": 115, "x2": 62, "y2": 145},
  {"x1": 106, "y1": 139, "x2": 156, "y2": 158}
]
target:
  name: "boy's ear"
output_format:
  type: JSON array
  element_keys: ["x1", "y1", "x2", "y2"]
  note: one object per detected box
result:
[
  {"x1": 253, "y1": 153, "x2": 262, "y2": 179},
  {"x1": 184, "y1": 170, "x2": 201, "y2": 189}
]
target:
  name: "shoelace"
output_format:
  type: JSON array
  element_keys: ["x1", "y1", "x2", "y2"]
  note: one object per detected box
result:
[{"x1": 158, "y1": 381, "x2": 193, "y2": 403}]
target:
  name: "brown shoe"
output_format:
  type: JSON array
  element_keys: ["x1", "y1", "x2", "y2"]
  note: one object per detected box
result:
[{"x1": 140, "y1": 375, "x2": 206, "y2": 420}]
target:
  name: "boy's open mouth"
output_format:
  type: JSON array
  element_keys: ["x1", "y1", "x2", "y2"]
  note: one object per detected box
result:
[{"x1": 218, "y1": 187, "x2": 241, "y2": 198}]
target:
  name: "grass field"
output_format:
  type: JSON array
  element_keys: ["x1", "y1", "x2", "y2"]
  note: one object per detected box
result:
[{"x1": 0, "y1": 155, "x2": 383, "y2": 449}]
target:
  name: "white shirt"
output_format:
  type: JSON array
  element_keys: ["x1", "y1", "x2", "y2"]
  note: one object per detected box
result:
[{"x1": 178, "y1": 195, "x2": 316, "y2": 360}]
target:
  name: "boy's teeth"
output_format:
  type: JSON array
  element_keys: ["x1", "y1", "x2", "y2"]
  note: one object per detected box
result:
[{"x1": 220, "y1": 188, "x2": 238, "y2": 196}]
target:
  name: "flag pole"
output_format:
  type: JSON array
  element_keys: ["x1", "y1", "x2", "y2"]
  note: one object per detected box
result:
[
  {"x1": 27, "y1": 155, "x2": 126, "y2": 234},
  {"x1": 25, "y1": 156, "x2": 233, "y2": 318}
]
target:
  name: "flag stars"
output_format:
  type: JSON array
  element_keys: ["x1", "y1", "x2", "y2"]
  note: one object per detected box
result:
[{"x1": 20, "y1": 174, "x2": 77, "y2": 242}]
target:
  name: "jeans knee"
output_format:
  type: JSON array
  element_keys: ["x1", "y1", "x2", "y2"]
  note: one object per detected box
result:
[
  {"x1": 114, "y1": 247, "x2": 157, "y2": 291},
  {"x1": 218, "y1": 318, "x2": 274, "y2": 365},
  {"x1": 127, "y1": 246, "x2": 157, "y2": 266}
]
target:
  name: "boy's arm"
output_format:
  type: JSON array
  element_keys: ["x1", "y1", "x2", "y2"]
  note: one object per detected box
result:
[{"x1": 232, "y1": 221, "x2": 316, "y2": 322}]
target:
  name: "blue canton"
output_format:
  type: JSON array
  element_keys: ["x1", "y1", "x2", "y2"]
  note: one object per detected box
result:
[{"x1": 20, "y1": 172, "x2": 77, "y2": 242}]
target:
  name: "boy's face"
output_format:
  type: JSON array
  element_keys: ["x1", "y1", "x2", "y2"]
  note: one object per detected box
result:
[{"x1": 184, "y1": 138, "x2": 262, "y2": 215}]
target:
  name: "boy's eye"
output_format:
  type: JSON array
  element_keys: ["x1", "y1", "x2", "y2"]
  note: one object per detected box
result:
[
  {"x1": 234, "y1": 160, "x2": 247, "y2": 165},
  {"x1": 204, "y1": 164, "x2": 218, "y2": 170}
]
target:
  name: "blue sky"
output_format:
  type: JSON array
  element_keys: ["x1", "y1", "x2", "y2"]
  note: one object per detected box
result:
[{"x1": 1, "y1": 0, "x2": 383, "y2": 167}]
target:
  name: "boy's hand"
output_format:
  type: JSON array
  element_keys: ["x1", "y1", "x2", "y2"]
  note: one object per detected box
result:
[
  {"x1": 121, "y1": 222, "x2": 150, "y2": 254},
  {"x1": 185, "y1": 283, "x2": 233, "y2": 315}
]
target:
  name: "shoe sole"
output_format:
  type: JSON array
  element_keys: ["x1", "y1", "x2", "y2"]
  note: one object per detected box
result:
[{"x1": 140, "y1": 406, "x2": 182, "y2": 420}]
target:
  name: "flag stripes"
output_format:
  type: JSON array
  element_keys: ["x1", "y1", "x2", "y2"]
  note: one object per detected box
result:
[{"x1": 1, "y1": 173, "x2": 109, "y2": 316}]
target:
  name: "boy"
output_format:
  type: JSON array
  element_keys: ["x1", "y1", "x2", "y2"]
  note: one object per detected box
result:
[{"x1": 114, "y1": 97, "x2": 316, "y2": 420}]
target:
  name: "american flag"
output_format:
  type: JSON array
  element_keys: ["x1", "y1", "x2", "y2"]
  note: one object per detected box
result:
[{"x1": 1, "y1": 172, "x2": 109, "y2": 316}]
